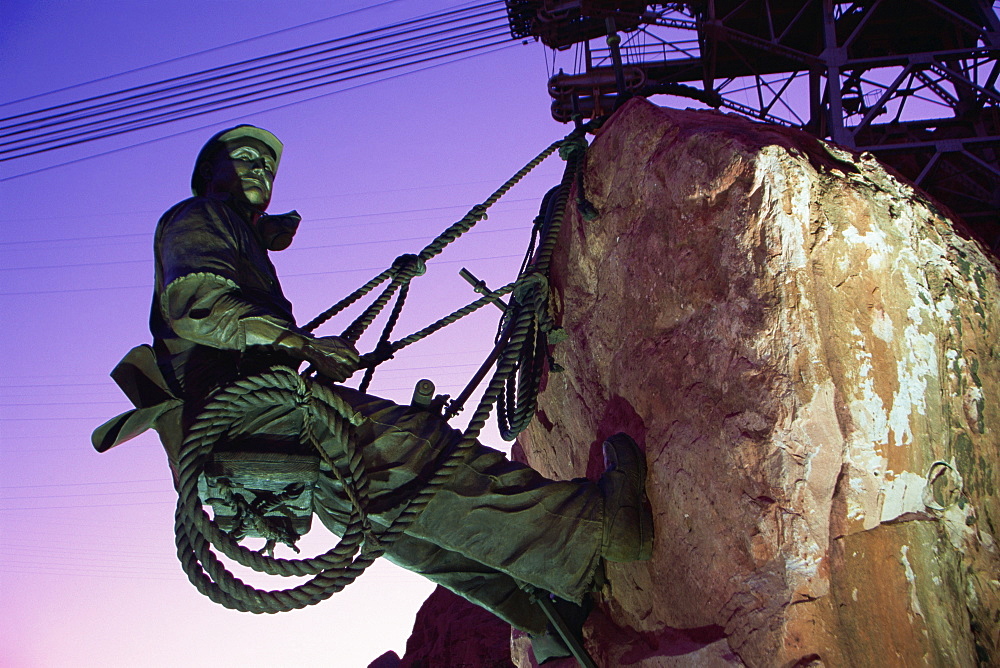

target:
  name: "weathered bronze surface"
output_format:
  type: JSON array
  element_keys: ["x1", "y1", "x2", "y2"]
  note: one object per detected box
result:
[{"x1": 92, "y1": 125, "x2": 652, "y2": 642}]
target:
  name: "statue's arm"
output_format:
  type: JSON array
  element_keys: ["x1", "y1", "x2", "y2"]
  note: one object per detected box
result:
[
  {"x1": 160, "y1": 272, "x2": 306, "y2": 352},
  {"x1": 157, "y1": 201, "x2": 358, "y2": 381}
]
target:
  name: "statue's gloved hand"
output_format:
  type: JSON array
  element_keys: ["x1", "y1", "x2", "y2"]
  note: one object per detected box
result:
[
  {"x1": 239, "y1": 317, "x2": 358, "y2": 381},
  {"x1": 303, "y1": 335, "x2": 360, "y2": 383}
]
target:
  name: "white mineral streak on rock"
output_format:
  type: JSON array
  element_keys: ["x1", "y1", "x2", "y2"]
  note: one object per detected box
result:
[
  {"x1": 899, "y1": 545, "x2": 925, "y2": 618},
  {"x1": 871, "y1": 307, "x2": 895, "y2": 342},
  {"x1": 889, "y1": 308, "x2": 936, "y2": 449},
  {"x1": 753, "y1": 147, "x2": 809, "y2": 272},
  {"x1": 880, "y1": 470, "x2": 931, "y2": 523},
  {"x1": 751, "y1": 150, "x2": 842, "y2": 603},
  {"x1": 843, "y1": 324, "x2": 889, "y2": 530},
  {"x1": 841, "y1": 217, "x2": 890, "y2": 272},
  {"x1": 782, "y1": 378, "x2": 841, "y2": 597}
]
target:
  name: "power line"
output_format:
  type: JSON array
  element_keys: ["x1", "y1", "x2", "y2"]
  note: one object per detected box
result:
[
  {"x1": 0, "y1": 346, "x2": 496, "y2": 389},
  {"x1": 5, "y1": 559, "x2": 177, "y2": 574},
  {"x1": 0, "y1": 0, "x2": 411, "y2": 108},
  {"x1": 0, "y1": 217, "x2": 535, "y2": 270},
  {"x1": 3, "y1": 359, "x2": 489, "y2": 393},
  {"x1": 1, "y1": 3, "x2": 512, "y2": 162},
  {"x1": 0, "y1": 252, "x2": 524, "y2": 296},
  {"x1": 0, "y1": 198, "x2": 538, "y2": 248},
  {"x1": 2, "y1": 35, "x2": 512, "y2": 161},
  {"x1": 0, "y1": 41, "x2": 519, "y2": 181},
  {"x1": 0, "y1": 500, "x2": 172, "y2": 510},
  {"x1": 0, "y1": 352, "x2": 495, "y2": 398},
  {"x1": 0, "y1": 478, "x2": 165, "y2": 489},
  {"x1": 1, "y1": 5, "x2": 503, "y2": 136},
  {"x1": 1, "y1": 400, "x2": 125, "y2": 407},
  {"x1": 0, "y1": 566, "x2": 178, "y2": 582},
  {"x1": 0, "y1": 176, "x2": 506, "y2": 224},
  {"x1": 0, "y1": 17, "x2": 508, "y2": 154},
  {"x1": 7, "y1": 543, "x2": 172, "y2": 555},
  {"x1": 0, "y1": 382, "x2": 113, "y2": 388},
  {"x1": 2, "y1": 363, "x2": 482, "y2": 403},
  {"x1": 0, "y1": 489, "x2": 174, "y2": 501}
]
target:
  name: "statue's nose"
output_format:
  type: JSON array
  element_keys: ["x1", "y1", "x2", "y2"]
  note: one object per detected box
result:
[{"x1": 251, "y1": 163, "x2": 272, "y2": 182}]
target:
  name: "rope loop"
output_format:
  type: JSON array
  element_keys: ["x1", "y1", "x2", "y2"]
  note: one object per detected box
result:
[
  {"x1": 293, "y1": 374, "x2": 312, "y2": 409},
  {"x1": 173, "y1": 367, "x2": 389, "y2": 613},
  {"x1": 558, "y1": 134, "x2": 589, "y2": 161},
  {"x1": 469, "y1": 204, "x2": 488, "y2": 221},
  {"x1": 512, "y1": 272, "x2": 547, "y2": 304}
]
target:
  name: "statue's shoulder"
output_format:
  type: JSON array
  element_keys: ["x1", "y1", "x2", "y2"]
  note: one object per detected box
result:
[
  {"x1": 158, "y1": 195, "x2": 230, "y2": 226},
  {"x1": 155, "y1": 196, "x2": 243, "y2": 243}
]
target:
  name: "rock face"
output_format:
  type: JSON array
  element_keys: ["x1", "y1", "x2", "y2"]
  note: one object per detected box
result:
[
  {"x1": 393, "y1": 585, "x2": 515, "y2": 668},
  {"x1": 514, "y1": 98, "x2": 1000, "y2": 667}
]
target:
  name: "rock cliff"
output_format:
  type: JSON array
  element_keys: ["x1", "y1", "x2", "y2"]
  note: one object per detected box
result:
[
  {"x1": 371, "y1": 586, "x2": 515, "y2": 668},
  {"x1": 511, "y1": 98, "x2": 1000, "y2": 667}
]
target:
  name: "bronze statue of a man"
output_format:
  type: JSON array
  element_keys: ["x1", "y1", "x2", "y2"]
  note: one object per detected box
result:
[{"x1": 94, "y1": 125, "x2": 652, "y2": 656}]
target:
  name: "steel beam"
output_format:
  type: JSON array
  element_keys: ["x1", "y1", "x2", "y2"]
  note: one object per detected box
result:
[{"x1": 512, "y1": 0, "x2": 1000, "y2": 249}]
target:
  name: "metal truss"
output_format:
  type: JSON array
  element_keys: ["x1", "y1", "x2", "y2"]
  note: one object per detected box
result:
[{"x1": 508, "y1": 0, "x2": 1000, "y2": 251}]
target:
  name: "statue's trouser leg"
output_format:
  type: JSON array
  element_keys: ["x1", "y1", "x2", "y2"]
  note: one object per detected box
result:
[
  {"x1": 380, "y1": 534, "x2": 548, "y2": 633},
  {"x1": 315, "y1": 498, "x2": 548, "y2": 633},
  {"x1": 316, "y1": 385, "x2": 604, "y2": 618}
]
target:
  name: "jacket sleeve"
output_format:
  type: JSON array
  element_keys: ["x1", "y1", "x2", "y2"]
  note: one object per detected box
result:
[{"x1": 156, "y1": 199, "x2": 308, "y2": 355}]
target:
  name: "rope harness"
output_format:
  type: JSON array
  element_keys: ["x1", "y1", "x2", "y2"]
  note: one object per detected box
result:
[{"x1": 174, "y1": 122, "x2": 600, "y2": 614}]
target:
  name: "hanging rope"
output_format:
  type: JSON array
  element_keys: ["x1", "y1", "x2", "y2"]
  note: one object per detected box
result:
[
  {"x1": 174, "y1": 122, "x2": 596, "y2": 612},
  {"x1": 300, "y1": 129, "x2": 573, "y2": 337},
  {"x1": 174, "y1": 368, "x2": 382, "y2": 613},
  {"x1": 495, "y1": 136, "x2": 587, "y2": 439}
]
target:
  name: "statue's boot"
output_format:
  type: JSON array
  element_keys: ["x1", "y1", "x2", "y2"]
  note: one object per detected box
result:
[
  {"x1": 599, "y1": 433, "x2": 654, "y2": 562},
  {"x1": 530, "y1": 434, "x2": 652, "y2": 663}
]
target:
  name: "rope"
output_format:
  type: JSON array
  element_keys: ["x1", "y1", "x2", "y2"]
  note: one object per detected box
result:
[
  {"x1": 181, "y1": 372, "x2": 362, "y2": 576},
  {"x1": 495, "y1": 138, "x2": 585, "y2": 439},
  {"x1": 174, "y1": 367, "x2": 385, "y2": 613},
  {"x1": 175, "y1": 122, "x2": 597, "y2": 612},
  {"x1": 301, "y1": 267, "x2": 395, "y2": 334},
  {"x1": 301, "y1": 133, "x2": 568, "y2": 339},
  {"x1": 345, "y1": 127, "x2": 590, "y2": 393},
  {"x1": 358, "y1": 279, "x2": 409, "y2": 393}
]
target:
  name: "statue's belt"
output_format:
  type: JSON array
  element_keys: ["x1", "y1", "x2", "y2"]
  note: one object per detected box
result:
[{"x1": 91, "y1": 344, "x2": 182, "y2": 452}]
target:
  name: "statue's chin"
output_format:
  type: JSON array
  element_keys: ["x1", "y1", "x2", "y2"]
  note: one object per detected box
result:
[{"x1": 242, "y1": 190, "x2": 271, "y2": 212}]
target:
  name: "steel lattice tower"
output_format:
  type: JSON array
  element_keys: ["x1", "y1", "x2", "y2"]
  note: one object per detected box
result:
[{"x1": 507, "y1": 0, "x2": 1000, "y2": 252}]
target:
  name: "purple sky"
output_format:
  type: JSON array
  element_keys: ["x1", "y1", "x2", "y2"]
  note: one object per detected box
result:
[
  {"x1": 0, "y1": 2, "x2": 572, "y2": 665},
  {"x1": 6, "y1": 3, "x2": 996, "y2": 666}
]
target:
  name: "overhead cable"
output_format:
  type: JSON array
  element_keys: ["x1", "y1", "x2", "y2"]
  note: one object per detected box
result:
[
  {"x1": 0, "y1": 26, "x2": 510, "y2": 158},
  {"x1": 0, "y1": 2, "x2": 512, "y2": 162},
  {"x1": 1, "y1": 4, "x2": 503, "y2": 133},
  {"x1": 0, "y1": 40, "x2": 519, "y2": 181},
  {"x1": 0, "y1": 0, "x2": 410, "y2": 109}
]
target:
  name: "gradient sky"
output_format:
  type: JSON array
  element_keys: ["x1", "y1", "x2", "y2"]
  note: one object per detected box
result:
[
  {"x1": 0, "y1": 2, "x2": 575, "y2": 666},
  {"x1": 6, "y1": 3, "x2": 997, "y2": 667}
]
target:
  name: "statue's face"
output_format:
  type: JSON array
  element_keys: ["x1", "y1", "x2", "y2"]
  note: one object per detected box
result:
[{"x1": 202, "y1": 138, "x2": 276, "y2": 212}]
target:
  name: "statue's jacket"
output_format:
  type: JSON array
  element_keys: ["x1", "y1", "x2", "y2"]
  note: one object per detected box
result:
[
  {"x1": 92, "y1": 194, "x2": 604, "y2": 633},
  {"x1": 151, "y1": 195, "x2": 300, "y2": 400},
  {"x1": 93, "y1": 195, "x2": 296, "y2": 455}
]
